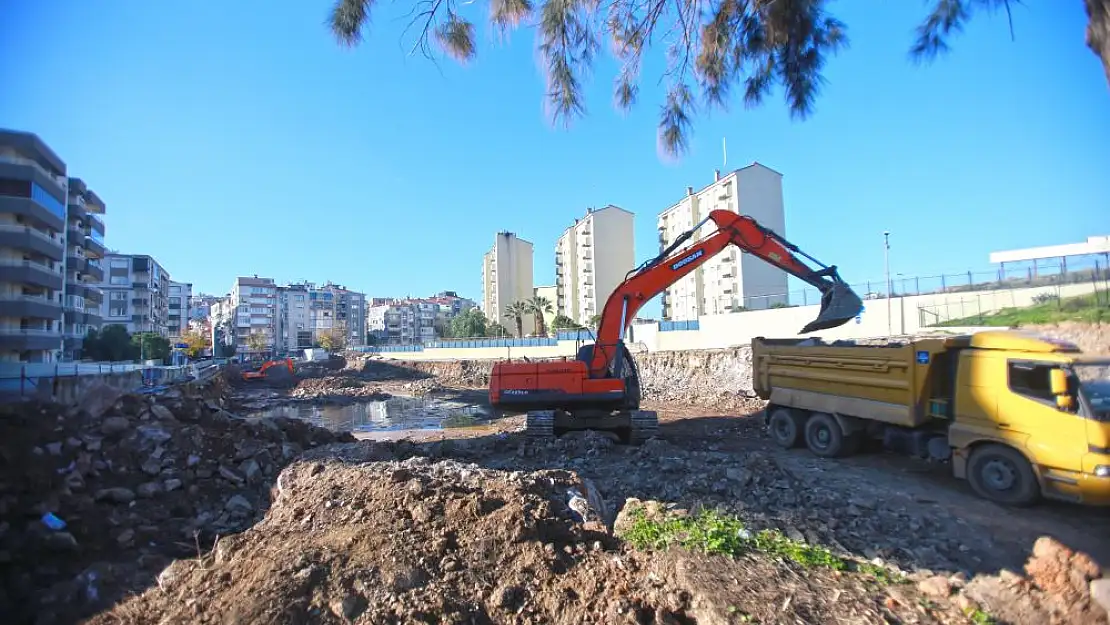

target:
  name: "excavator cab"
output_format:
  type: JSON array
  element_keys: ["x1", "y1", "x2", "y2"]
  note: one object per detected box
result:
[{"x1": 801, "y1": 277, "x2": 864, "y2": 334}]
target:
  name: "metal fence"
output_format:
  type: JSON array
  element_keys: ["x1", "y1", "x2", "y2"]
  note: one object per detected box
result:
[
  {"x1": 660, "y1": 320, "x2": 701, "y2": 332},
  {"x1": 0, "y1": 361, "x2": 201, "y2": 399},
  {"x1": 749, "y1": 257, "x2": 1110, "y2": 310}
]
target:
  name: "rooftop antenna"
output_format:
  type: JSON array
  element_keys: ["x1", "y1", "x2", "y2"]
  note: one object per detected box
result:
[{"x1": 722, "y1": 137, "x2": 727, "y2": 170}]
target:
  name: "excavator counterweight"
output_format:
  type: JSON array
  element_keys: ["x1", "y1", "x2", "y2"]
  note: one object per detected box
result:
[{"x1": 489, "y1": 209, "x2": 863, "y2": 443}]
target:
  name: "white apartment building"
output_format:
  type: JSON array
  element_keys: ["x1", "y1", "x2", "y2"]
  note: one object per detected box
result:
[
  {"x1": 63, "y1": 177, "x2": 107, "y2": 360},
  {"x1": 367, "y1": 292, "x2": 475, "y2": 345},
  {"x1": 98, "y1": 254, "x2": 172, "y2": 336},
  {"x1": 277, "y1": 283, "x2": 312, "y2": 354},
  {"x1": 229, "y1": 276, "x2": 278, "y2": 355},
  {"x1": 0, "y1": 130, "x2": 69, "y2": 362},
  {"x1": 658, "y1": 164, "x2": 788, "y2": 321},
  {"x1": 272, "y1": 282, "x2": 368, "y2": 354},
  {"x1": 481, "y1": 231, "x2": 534, "y2": 329},
  {"x1": 367, "y1": 300, "x2": 432, "y2": 345},
  {"x1": 167, "y1": 281, "x2": 192, "y2": 338},
  {"x1": 555, "y1": 205, "x2": 635, "y2": 325}
]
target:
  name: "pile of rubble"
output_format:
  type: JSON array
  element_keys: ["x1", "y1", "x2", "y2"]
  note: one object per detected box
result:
[
  {"x1": 0, "y1": 386, "x2": 352, "y2": 625},
  {"x1": 287, "y1": 376, "x2": 393, "y2": 404},
  {"x1": 635, "y1": 347, "x2": 763, "y2": 410},
  {"x1": 89, "y1": 454, "x2": 976, "y2": 625}
]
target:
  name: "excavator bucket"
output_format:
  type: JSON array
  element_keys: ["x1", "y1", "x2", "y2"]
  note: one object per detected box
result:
[{"x1": 801, "y1": 281, "x2": 864, "y2": 334}]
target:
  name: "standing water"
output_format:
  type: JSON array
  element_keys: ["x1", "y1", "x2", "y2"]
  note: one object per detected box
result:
[{"x1": 247, "y1": 395, "x2": 497, "y2": 436}]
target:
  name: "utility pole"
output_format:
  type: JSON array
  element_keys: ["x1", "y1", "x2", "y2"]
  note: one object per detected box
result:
[{"x1": 883, "y1": 231, "x2": 892, "y2": 337}]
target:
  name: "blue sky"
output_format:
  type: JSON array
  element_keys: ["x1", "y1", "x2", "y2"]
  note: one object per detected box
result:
[{"x1": 1, "y1": 0, "x2": 1106, "y2": 317}]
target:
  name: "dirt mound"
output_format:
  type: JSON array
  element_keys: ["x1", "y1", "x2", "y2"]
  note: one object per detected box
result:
[
  {"x1": 962, "y1": 536, "x2": 1110, "y2": 624},
  {"x1": 288, "y1": 375, "x2": 392, "y2": 402},
  {"x1": 88, "y1": 454, "x2": 976, "y2": 625},
  {"x1": 0, "y1": 389, "x2": 353, "y2": 625}
]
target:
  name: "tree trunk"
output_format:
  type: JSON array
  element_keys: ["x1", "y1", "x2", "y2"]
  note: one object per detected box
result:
[{"x1": 1088, "y1": 0, "x2": 1110, "y2": 86}]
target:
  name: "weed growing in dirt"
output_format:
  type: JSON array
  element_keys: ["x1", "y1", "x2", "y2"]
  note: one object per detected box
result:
[
  {"x1": 964, "y1": 607, "x2": 996, "y2": 624},
  {"x1": 853, "y1": 561, "x2": 908, "y2": 584},
  {"x1": 623, "y1": 508, "x2": 845, "y2": 571}
]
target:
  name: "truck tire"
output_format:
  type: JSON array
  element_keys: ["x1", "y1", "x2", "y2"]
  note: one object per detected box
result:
[
  {"x1": 804, "y1": 412, "x2": 850, "y2": 458},
  {"x1": 768, "y1": 407, "x2": 804, "y2": 449},
  {"x1": 967, "y1": 444, "x2": 1040, "y2": 507}
]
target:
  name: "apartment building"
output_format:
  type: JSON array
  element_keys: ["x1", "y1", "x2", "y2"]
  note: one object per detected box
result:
[
  {"x1": 209, "y1": 298, "x2": 233, "y2": 353},
  {"x1": 274, "y1": 281, "x2": 366, "y2": 353},
  {"x1": 188, "y1": 294, "x2": 221, "y2": 322},
  {"x1": 0, "y1": 130, "x2": 69, "y2": 362},
  {"x1": 166, "y1": 281, "x2": 192, "y2": 338},
  {"x1": 227, "y1": 276, "x2": 278, "y2": 355},
  {"x1": 481, "y1": 231, "x2": 534, "y2": 329},
  {"x1": 555, "y1": 205, "x2": 635, "y2": 325},
  {"x1": 320, "y1": 283, "x2": 366, "y2": 348},
  {"x1": 98, "y1": 254, "x2": 172, "y2": 335},
  {"x1": 62, "y1": 178, "x2": 107, "y2": 359},
  {"x1": 658, "y1": 164, "x2": 788, "y2": 321},
  {"x1": 367, "y1": 298, "x2": 439, "y2": 344},
  {"x1": 276, "y1": 283, "x2": 312, "y2": 354}
]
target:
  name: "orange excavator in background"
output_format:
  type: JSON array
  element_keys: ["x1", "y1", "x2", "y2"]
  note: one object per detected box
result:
[
  {"x1": 241, "y1": 357, "x2": 295, "y2": 381},
  {"x1": 489, "y1": 209, "x2": 865, "y2": 443}
]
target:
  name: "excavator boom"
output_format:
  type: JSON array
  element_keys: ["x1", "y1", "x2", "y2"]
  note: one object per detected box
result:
[
  {"x1": 488, "y1": 208, "x2": 862, "y2": 444},
  {"x1": 588, "y1": 209, "x2": 862, "y2": 377}
]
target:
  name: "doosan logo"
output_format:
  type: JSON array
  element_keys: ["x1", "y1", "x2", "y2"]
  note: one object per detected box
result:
[{"x1": 670, "y1": 249, "x2": 704, "y2": 271}]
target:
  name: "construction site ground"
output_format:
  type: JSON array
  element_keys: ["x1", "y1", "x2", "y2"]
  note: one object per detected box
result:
[{"x1": 4, "y1": 347, "x2": 1110, "y2": 624}]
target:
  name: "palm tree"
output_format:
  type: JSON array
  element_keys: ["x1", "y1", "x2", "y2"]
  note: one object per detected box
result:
[
  {"x1": 326, "y1": 0, "x2": 1108, "y2": 160},
  {"x1": 587, "y1": 313, "x2": 603, "y2": 329},
  {"x1": 528, "y1": 296, "x2": 554, "y2": 336},
  {"x1": 506, "y1": 302, "x2": 530, "y2": 338}
]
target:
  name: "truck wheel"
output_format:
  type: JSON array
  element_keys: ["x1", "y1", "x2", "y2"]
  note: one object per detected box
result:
[
  {"x1": 967, "y1": 444, "x2": 1040, "y2": 506},
  {"x1": 768, "y1": 407, "x2": 804, "y2": 449},
  {"x1": 804, "y1": 412, "x2": 848, "y2": 458}
]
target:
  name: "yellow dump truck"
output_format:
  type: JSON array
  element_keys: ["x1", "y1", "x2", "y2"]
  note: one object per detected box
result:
[{"x1": 752, "y1": 330, "x2": 1110, "y2": 506}]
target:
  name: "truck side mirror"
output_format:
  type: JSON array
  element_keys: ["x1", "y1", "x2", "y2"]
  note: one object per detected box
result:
[
  {"x1": 1056, "y1": 395, "x2": 1075, "y2": 412},
  {"x1": 1049, "y1": 369, "x2": 1068, "y2": 396}
]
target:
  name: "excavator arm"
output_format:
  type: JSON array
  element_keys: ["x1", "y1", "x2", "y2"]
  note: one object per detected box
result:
[{"x1": 587, "y1": 209, "x2": 863, "y2": 378}]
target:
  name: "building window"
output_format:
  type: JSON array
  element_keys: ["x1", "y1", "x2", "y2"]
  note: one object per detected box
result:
[
  {"x1": 108, "y1": 291, "x2": 128, "y2": 317},
  {"x1": 30, "y1": 183, "x2": 66, "y2": 220}
]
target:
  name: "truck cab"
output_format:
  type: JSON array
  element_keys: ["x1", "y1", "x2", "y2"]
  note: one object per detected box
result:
[{"x1": 943, "y1": 331, "x2": 1110, "y2": 505}]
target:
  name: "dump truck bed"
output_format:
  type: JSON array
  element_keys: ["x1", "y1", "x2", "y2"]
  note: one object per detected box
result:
[{"x1": 751, "y1": 336, "x2": 954, "y2": 428}]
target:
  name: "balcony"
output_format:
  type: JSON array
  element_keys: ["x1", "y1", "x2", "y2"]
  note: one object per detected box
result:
[
  {"x1": 88, "y1": 213, "x2": 105, "y2": 234},
  {"x1": 84, "y1": 259, "x2": 104, "y2": 281},
  {"x1": 0, "y1": 327, "x2": 62, "y2": 351},
  {"x1": 0, "y1": 225, "x2": 64, "y2": 261},
  {"x1": 84, "y1": 234, "x2": 106, "y2": 258},
  {"x1": 0, "y1": 259, "x2": 64, "y2": 290},
  {"x1": 0, "y1": 294, "x2": 62, "y2": 319},
  {"x1": 68, "y1": 224, "x2": 89, "y2": 246}
]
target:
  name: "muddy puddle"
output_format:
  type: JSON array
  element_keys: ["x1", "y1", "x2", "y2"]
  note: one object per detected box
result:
[{"x1": 247, "y1": 395, "x2": 497, "y2": 435}]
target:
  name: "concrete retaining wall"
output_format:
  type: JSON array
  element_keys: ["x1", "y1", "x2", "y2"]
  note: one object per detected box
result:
[
  {"x1": 360, "y1": 322, "x2": 1110, "y2": 409},
  {"x1": 23, "y1": 371, "x2": 145, "y2": 405},
  {"x1": 364, "y1": 281, "x2": 1100, "y2": 361}
]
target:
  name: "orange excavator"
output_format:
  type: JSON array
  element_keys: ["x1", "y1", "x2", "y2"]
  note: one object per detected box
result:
[
  {"x1": 489, "y1": 209, "x2": 864, "y2": 443},
  {"x1": 242, "y1": 357, "x2": 295, "y2": 381}
]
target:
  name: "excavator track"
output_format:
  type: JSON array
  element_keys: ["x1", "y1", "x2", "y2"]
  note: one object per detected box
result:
[
  {"x1": 523, "y1": 409, "x2": 658, "y2": 445},
  {"x1": 628, "y1": 410, "x2": 659, "y2": 445},
  {"x1": 525, "y1": 410, "x2": 556, "y2": 439}
]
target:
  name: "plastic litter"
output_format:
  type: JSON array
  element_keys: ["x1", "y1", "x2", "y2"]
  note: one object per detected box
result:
[{"x1": 41, "y1": 512, "x2": 66, "y2": 531}]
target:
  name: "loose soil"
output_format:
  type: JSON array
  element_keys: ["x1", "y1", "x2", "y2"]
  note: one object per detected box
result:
[{"x1": 6, "y1": 333, "x2": 1110, "y2": 624}]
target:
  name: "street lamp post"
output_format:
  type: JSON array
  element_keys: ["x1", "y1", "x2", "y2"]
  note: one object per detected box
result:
[{"x1": 883, "y1": 231, "x2": 892, "y2": 337}]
